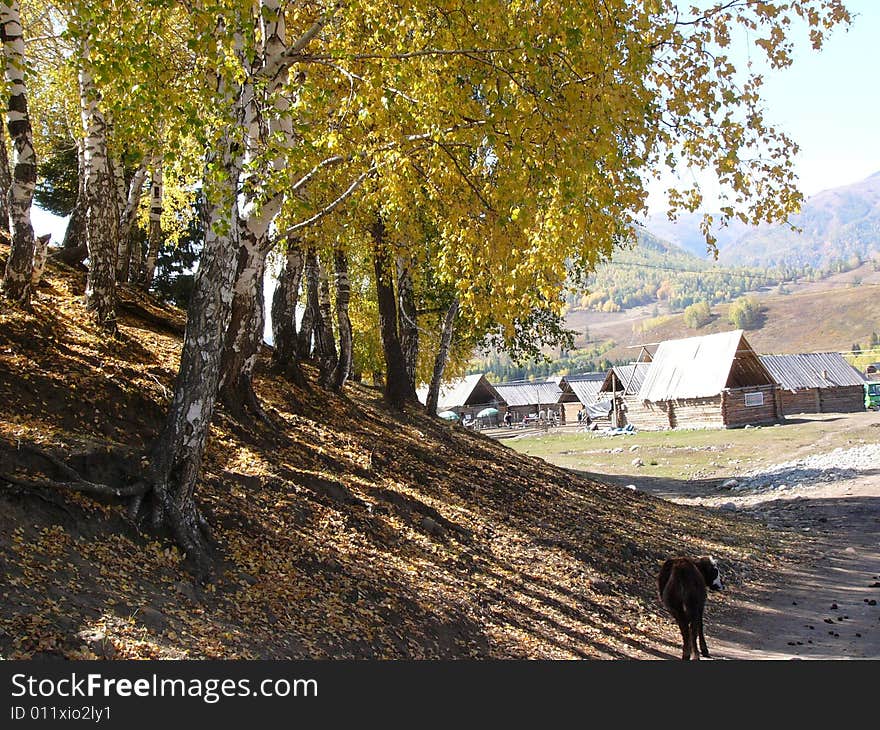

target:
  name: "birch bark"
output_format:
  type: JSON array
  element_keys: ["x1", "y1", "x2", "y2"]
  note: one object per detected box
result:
[
  {"x1": 218, "y1": 0, "x2": 296, "y2": 417},
  {"x1": 425, "y1": 298, "x2": 460, "y2": 415},
  {"x1": 396, "y1": 255, "x2": 419, "y2": 392},
  {"x1": 315, "y1": 253, "x2": 338, "y2": 387},
  {"x1": 270, "y1": 238, "x2": 305, "y2": 381},
  {"x1": 297, "y1": 246, "x2": 318, "y2": 358},
  {"x1": 79, "y1": 40, "x2": 118, "y2": 329},
  {"x1": 140, "y1": 159, "x2": 163, "y2": 286},
  {"x1": 0, "y1": 1, "x2": 36, "y2": 305},
  {"x1": 117, "y1": 163, "x2": 147, "y2": 282},
  {"x1": 147, "y1": 60, "x2": 244, "y2": 575},
  {"x1": 0, "y1": 113, "x2": 11, "y2": 235},
  {"x1": 331, "y1": 247, "x2": 353, "y2": 390}
]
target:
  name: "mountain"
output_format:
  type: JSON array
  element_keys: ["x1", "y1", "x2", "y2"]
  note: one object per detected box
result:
[
  {"x1": 571, "y1": 227, "x2": 781, "y2": 315},
  {"x1": 719, "y1": 171, "x2": 880, "y2": 268},
  {"x1": 643, "y1": 211, "x2": 750, "y2": 259},
  {"x1": 646, "y1": 171, "x2": 880, "y2": 268}
]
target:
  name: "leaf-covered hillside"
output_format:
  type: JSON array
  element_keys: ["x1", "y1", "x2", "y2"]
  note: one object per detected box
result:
[{"x1": 0, "y1": 249, "x2": 782, "y2": 659}]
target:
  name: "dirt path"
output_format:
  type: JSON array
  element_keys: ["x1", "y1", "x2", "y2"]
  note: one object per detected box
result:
[{"x1": 665, "y1": 472, "x2": 880, "y2": 659}]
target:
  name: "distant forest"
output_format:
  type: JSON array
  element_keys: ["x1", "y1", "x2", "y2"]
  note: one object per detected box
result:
[{"x1": 568, "y1": 230, "x2": 871, "y2": 314}]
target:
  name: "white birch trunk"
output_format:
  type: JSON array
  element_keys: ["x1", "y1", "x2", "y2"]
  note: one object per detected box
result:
[
  {"x1": 30, "y1": 233, "x2": 50, "y2": 285},
  {"x1": 79, "y1": 40, "x2": 118, "y2": 329},
  {"x1": 0, "y1": 0, "x2": 36, "y2": 304},
  {"x1": 0, "y1": 112, "x2": 11, "y2": 234},
  {"x1": 141, "y1": 159, "x2": 163, "y2": 286},
  {"x1": 148, "y1": 50, "x2": 244, "y2": 572},
  {"x1": 219, "y1": 0, "x2": 298, "y2": 415},
  {"x1": 116, "y1": 162, "x2": 147, "y2": 282},
  {"x1": 426, "y1": 298, "x2": 460, "y2": 415}
]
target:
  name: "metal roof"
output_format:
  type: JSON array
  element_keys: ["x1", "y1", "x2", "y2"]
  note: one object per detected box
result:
[
  {"x1": 416, "y1": 373, "x2": 504, "y2": 411},
  {"x1": 559, "y1": 373, "x2": 606, "y2": 404},
  {"x1": 492, "y1": 379, "x2": 563, "y2": 407},
  {"x1": 599, "y1": 363, "x2": 652, "y2": 396},
  {"x1": 759, "y1": 353, "x2": 867, "y2": 391},
  {"x1": 637, "y1": 330, "x2": 772, "y2": 401}
]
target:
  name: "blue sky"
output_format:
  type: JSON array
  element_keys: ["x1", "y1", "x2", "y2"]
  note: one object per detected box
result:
[
  {"x1": 32, "y1": 0, "x2": 880, "y2": 241},
  {"x1": 759, "y1": 0, "x2": 880, "y2": 196},
  {"x1": 648, "y1": 0, "x2": 880, "y2": 210}
]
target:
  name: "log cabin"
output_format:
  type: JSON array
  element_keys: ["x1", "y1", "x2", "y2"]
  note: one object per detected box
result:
[
  {"x1": 635, "y1": 330, "x2": 783, "y2": 429},
  {"x1": 758, "y1": 352, "x2": 866, "y2": 415}
]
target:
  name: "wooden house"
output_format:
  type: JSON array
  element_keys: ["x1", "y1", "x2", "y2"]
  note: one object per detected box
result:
[
  {"x1": 492, "y1": 379, "x2": 563, "y2": 422},
  {"x1": 597, "y1": 362, "x2": 653, "y2": 427},
  {"x1": 635, "y1": 330, "x2": 783, "y2": 429},
  {"x1": 416, "y1": 373, "x2": 506, "y2": 418},
  {"x1": 759, "y1": 352, "x2": 866, "y2": 414},
  {"x1": 557, "y1": 373, "x2": 609, "y2": 423}
]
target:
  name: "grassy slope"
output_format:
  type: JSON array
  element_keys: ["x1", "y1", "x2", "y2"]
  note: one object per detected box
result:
[
  {"x1": 567, "y1": 279, "x2": 880, "y2": 365},
  {"x1": 0, "y1": 249, "x2": 786, "y2": 659}
]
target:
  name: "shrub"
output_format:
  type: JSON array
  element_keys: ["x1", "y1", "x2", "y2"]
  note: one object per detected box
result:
[
  {"x1": 683, "y1": 301, "x2": 712, "y2": 329},
  {"x1": 727, "y1": 296, "x2": 763, "y2": 330}
]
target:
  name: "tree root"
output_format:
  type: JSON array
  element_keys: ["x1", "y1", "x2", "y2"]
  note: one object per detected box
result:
[
  {"x1": 0, "y1": 474, "x2": 77, "y2": 518},
  {"x1": 0, "y1": 469, "x2": 149, "y2": 499},
  {"x1": 5, "y1": 442, "x2": 215, "y2": 580}
]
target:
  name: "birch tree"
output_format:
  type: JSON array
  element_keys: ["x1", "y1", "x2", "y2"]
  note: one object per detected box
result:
[
  {"x1": 140, "y1": 158, "x2": 162, "y2": 286},
  {"x1": 270, "y1": 237, "x2": 305, "y2": 382},
  {"x1": 0, "y1": 118, "x2": 11, "y2": 235},
  {"x1": 0, "y1": 0, "x2": 37, "y2": 305},
  {"x1": 117, "y1": 161, "x2": 147, "y2": 282},
  {"x1": 331, "y1": 246, "x2": 353, "y2": 390},
  {"x1": 78, "y1": 39, "x2": 118, "y2": 329}
]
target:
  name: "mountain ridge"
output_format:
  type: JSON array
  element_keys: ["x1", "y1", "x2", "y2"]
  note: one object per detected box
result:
[{"x1": 645, "y1": 171, "x2": 880, "y2": 268}]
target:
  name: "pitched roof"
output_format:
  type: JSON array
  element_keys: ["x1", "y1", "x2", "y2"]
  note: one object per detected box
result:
[
  {"x1": 637, "y1": 330, "x2": 773, "y2": 401},
  {"x1": 759, "y1": 352, "x2": 866, "y2": 390},
  {"x1": 599, "y1": 363, "x2": 652, "y2": 396},
  {"x1": 416, "y1": 373, "x2": 504, "y2": 411},
  {"x1": 493, "y1": 379, "x2": 563, "y2": 408},
  {"x1": 559, "y1": 373, "x2": 606, "y2": 404}
]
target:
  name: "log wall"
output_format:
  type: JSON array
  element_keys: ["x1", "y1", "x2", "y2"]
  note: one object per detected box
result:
[
  {"x1": 623, "y1": 399, "x2": 672, "y2": 430},
  {"x1": 819, "y1": 385, "x2": 865, "y2": 413},
  {"x1": 668, "y1": 397, "x2": 725, "y2": 429},
  {"x1": 780, "y1": 388, "x2": 821, "y2": 415},
  {"x1": 722, "y1": 385, "x2": 781, "y2": 427}
]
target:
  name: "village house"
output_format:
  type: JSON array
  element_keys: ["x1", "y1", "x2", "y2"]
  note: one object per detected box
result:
[
  {"x1": 492, "y1": 379, "x2": 563, "y2": 423},
  {"x1": 758, "y1": 352, "x2": 866, "y2": 415},
  {"x1": 416, "y1": 373, "x2": 505, "y2": 420},
  {"x1": 557, "y1": 373, "x2": 611, "y2": 423},
  {"x1": 635, "y1": 330, "x2": 783, "y2": 429},
  {"x1": 597, "y1": 362, "x2": 653, "y2": 427}
]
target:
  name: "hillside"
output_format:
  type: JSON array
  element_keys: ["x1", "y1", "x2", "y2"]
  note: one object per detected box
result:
[
  {"x1": 646, "y1": 171, "x2": 880, "y2": 268},
  {"x1": 0, "y1": 248, "x2": 785, "y2": 660},
  {"x1": 598, "y1": 281, "x2": 880, "y2": 364},
  {"x1": 571, "y1": 228, "x2": 781, "y2": 314},
  {"x1": 720, "y1": 171, "x2": 880, "y2": 268}
]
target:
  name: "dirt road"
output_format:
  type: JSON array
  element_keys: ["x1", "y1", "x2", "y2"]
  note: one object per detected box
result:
[
  {"x1": 505, "y1": 411, "x2": 880, "y2": 658},
  {"x1": 648, "y1": 447, "x2": 880, "y2": 659},
  {"x1": 693, "y1": 473, "x2": 880, "y2": 659}
]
